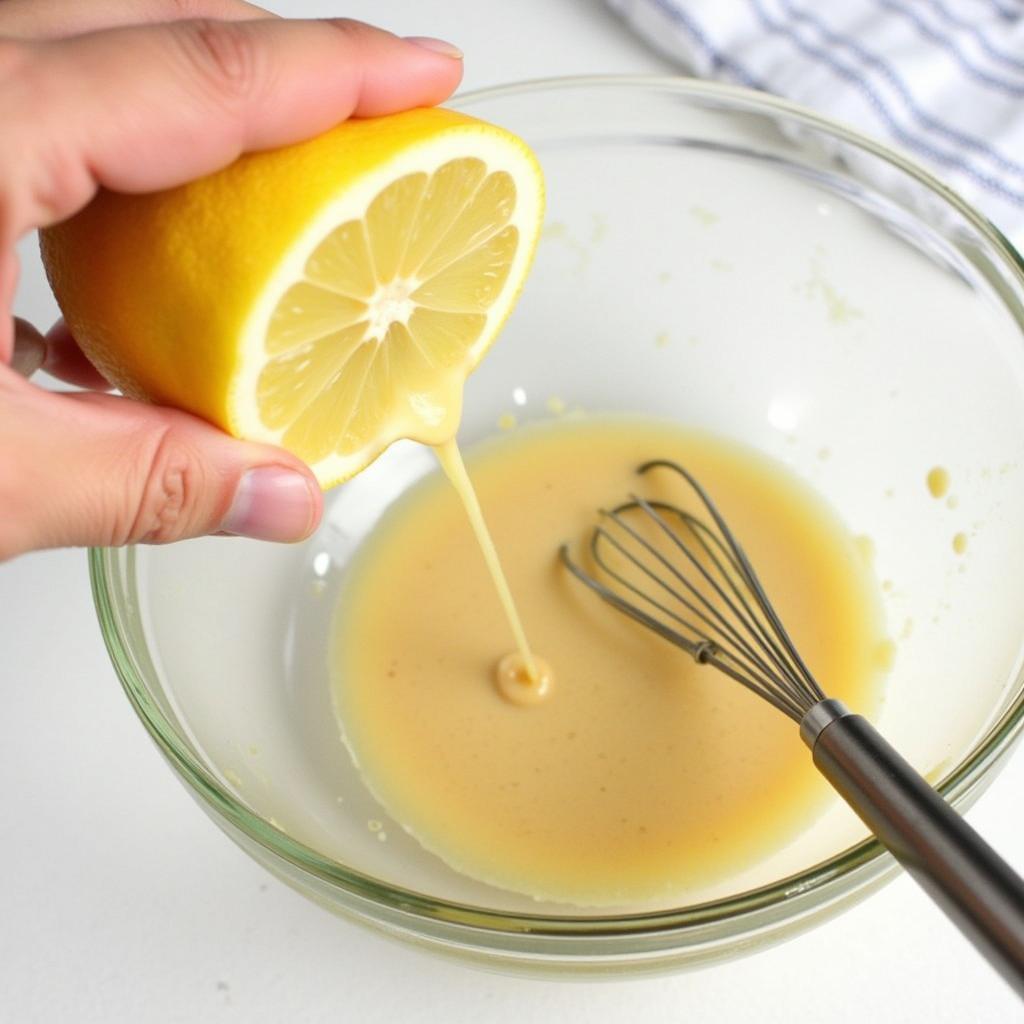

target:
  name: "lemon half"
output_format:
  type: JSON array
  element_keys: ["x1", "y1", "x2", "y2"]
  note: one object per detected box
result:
[{"x1": 40, "y1": 107, "x2": 545, "y2": 486}]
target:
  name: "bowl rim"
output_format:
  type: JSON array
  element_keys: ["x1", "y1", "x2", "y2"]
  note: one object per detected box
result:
[{"x1": 90, "y1": 73, "x2": 1024, "y2": 941}]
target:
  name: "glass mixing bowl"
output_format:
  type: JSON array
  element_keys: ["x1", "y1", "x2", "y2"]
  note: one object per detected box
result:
[{"x1": 91, "y1": 78, "x2": 1024, "y2": 976}]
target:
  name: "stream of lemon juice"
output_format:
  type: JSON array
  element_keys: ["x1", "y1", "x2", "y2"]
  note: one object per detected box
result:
[
  {"x1": 433, "y1": 437, "x2": 543, "y2": 688},
  {"x1": 332, "y1": 416, "x2": 890, "y2": 906}
]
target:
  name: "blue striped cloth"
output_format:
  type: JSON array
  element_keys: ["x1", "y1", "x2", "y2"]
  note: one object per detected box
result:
[{"x1": 608, "y1": 0, "x2": 1024, "y2": 238}]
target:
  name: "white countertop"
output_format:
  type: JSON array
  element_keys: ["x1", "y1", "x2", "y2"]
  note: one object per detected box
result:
[{"x1": 4, "y1": 1, "x2": 1023, "y2": 1020}]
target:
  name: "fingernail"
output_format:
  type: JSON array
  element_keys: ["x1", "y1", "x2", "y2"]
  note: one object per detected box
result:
[
  {"x1": 11, "y1": 322, "x2": 45, "y2": 378},
  {"x1": 11, "y1": 334, "x2": 44, "y2": 378},
  {"x1": 404, "y1": 36, "x2": 463, "y2": 59},
  {"x1": 222, "y1": 467, "x2": 318, "y2": 542}
]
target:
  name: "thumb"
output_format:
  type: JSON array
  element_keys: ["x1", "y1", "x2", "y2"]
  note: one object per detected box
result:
[{"x1": 0, "y1": 372, "x2": 322, "y2": 559}]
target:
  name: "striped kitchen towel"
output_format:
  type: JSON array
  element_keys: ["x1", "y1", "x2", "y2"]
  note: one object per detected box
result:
[{"x1": 607, "y1": 0, "x2": 1024, "y2": 239}]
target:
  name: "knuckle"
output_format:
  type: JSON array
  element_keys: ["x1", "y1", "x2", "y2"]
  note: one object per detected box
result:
[
  {"x1": 0, "y1": 47, "x2": 93, "y2": 228},
  {"x1": 164, "y1": 0, "x2": 210, "y2": 17},
  {"x1": 125, "y1": 427, "x2": 209, "y2": 545},
  {"x1": 175, "y1": 18, "x2": 260, "y2": 106},
  {"x1": 322, "y1": 18, "x2": 378, "y2": 50},
  {"x1": 24, "y1": 139, "x2": 93, "y2": 228}
]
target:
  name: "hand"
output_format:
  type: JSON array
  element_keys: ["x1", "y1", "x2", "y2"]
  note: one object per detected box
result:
[{"x1": 0, "y1": 0, "x2": 463, "y2": 560}]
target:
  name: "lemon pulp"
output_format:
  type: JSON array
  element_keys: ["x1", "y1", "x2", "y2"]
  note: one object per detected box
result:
[{"x1": 257, "y1": 159, "x2": 522, "y2": 468}]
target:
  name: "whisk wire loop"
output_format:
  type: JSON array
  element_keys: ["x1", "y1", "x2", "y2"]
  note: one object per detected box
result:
[
  {"x1": 592, "y1": 507, "x2": 804, "y2": 711},
  {"x1": 560, "y1": 458, "x2": 827, "y2": 722},
  {"x1": 626, "y1": 497, "x2": 817, "y2": 714},
  {"x1": 640, "y1": 460, "x2": 826, "y2": 705}
]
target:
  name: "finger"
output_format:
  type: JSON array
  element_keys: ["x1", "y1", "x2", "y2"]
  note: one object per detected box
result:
[
  {"x1": 3, "y1": 19, "x2": 464, "y2": 235},
  {"x1": 43, "y1": 318, "x2": 113, "y2": 390},
  {"x1": 0, "y1": 0, "x2": 274, "y2": 40},
  {"x1": 0, "y1": 250, "x2": 19, "y2": 361},
  {"x1": 0, "y1": 370, "x2": 322, "y2": 559},
  {"x1": 10, "y1": 317, "x2": 45, "y2": 377}
]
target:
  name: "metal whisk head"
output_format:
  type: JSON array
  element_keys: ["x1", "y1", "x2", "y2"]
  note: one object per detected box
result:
[
  {"x1": 559, "y1": 459, "x2": 827, "y2": 723},
  {"x1": 562, "y1": 463, "x2": 1024, "y2": 989}
]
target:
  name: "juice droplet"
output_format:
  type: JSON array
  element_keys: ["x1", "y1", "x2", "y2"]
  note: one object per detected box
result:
[
  {"x1": 926, "y1": 467, "x2": 950, "y2": 499},
  {"x1": 953, "y1": 532, "x2": 968, "y2": 555},
  {"x1": 495, "y1": 653, "x2": 554, "y2": 706}
]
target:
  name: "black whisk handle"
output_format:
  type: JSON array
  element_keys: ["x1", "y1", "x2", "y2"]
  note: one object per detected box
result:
[{"x1": 802, "y1": 699, "x2": 1024, "y2": 998}]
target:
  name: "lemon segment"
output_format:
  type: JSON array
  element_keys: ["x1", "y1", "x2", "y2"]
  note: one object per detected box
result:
[
  {"x1": 40, "y1": 107, "x2": 545, "y2": 488},
  {"x1": 241, "y1": 152, "x2": 536, "y2": 485}
]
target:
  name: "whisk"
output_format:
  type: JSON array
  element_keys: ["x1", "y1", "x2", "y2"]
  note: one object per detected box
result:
[{"x1": 560, "y1": 459, "x2": 1024, "y2": 997}]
